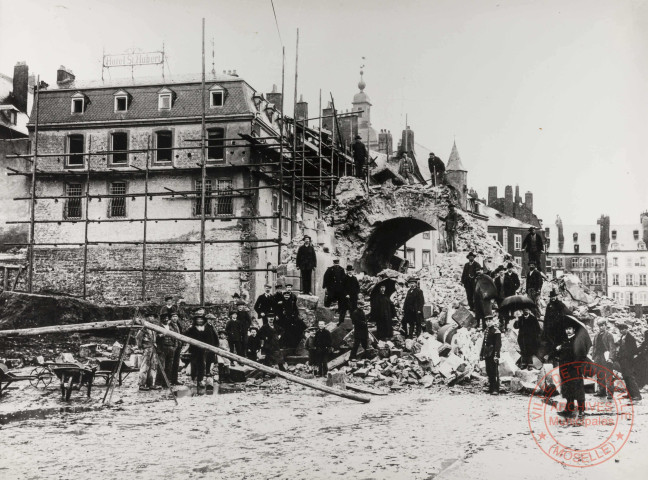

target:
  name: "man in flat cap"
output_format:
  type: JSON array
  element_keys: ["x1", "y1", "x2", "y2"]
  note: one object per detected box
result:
[
  {"x1": 428, "y1": 152, "x2": 445, "y2": 187},
  {"x1": 296, "y1": 236, "x2": 317, "y2": 295},
  {"x1": 616, "y1": 321, "x2": 642, "y2": 401}
]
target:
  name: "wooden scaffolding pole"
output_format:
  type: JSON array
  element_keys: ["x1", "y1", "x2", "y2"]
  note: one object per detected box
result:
[
  {"x1": 277, "y1": 46, "x2": 286, "y2": 265},
  {"x1": 82, "y1": 137, "x2": 91, "y2": 298},
  {"x1": 291, "y1": 28, "x2": 299, "y2": 239},
  {"x1": 141, "y1": 137, "x2": 151, "y2": 301},
  {"x1": 27, "y1": 76, "x2": 40, "y2": 293},
  {"x1": 200, "y1": 18, "x2": 207, "y2": 306}
]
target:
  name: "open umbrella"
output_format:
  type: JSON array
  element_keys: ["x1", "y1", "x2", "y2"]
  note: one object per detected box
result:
[
  {"x1": 370, "y1": 277, "x2": 397, "y2": 304},
  {"x1": 563, "y1": 314, "x2": 588, "y2": 331},
  {"x1": 500, "y1": 295, "x2": 536, "y2": 314}
]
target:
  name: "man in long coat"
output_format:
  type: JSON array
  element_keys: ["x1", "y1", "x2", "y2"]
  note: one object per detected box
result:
[
  {"x1": 616, "y1": 321, "x2": 643, "y2": 401},
  {"x1": 514, "y1": 308, "x2": 541, "y2": 369},
  {"x1": 254, "y1": 284, "x2": 276, "y2": 321},
  {"x1": 402, "y1": 278, "x2": 425, "y2": 338},
  {"x1": 542, "y1": 290, "x2": 569, "y2": 362},
  {"x1": 556, "y1": 317, "x2": 592, "y2": 418},
  {"x1": 502, "y1": 263, "x2": 520, "y2": 298},
  {"x1": 322, "y1": 259, "x2": 345, "y2": 307},
  {"x1": 441, "y1": 204, "x2": 459, "y2": 252},
  {"x1": 398, "y1": 152, "x2": 416, "y2": 185},
  {"x1": 461, "y1": 252, "x2": 481, "y2": 310},
  {"x1": 338, "y1": 265, "x2": 360, "y2": 325},
  {"x1": 592, "y1": 318, "x2": 615, "y2": 398},
  {"x1": 522, "y1": 226, "x2": 544, "y2": 271},
  {"x1": 351, "y1": 135, "x2": 367, "y2": 179},
  {"x1": 428, "y1": 152, "x2": 445, "y2": 187},
  {"x1": 526, "y1": 261, "x2": 544, "y2": 310},
  {"x1": 296, "y1": 236, "x2": 317, "y2": 295},
  {"x1": 349, "y1": 297, "x2": 369, "y2": 360},
  {"x1": 371, "y1": 284, "x2": 396, "y2": 340}
]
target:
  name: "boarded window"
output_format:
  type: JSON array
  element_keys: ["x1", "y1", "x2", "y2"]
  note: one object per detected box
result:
[
  {"x1": 207, "y1": 128, "x2": 225, "y2": 161},
  {"x1": 422, "y1": 250, "x2": 431, "y2": 267},
  {"x1": 283, "y1": 201, "x2": 290, "y2": 232},
  {"x1": 194, "y1": 179, "x2": 213, "y2": 216},
  {"x1": 109, "y1": 182, "x2": 127, "y2": 217},
  {"x1": 155, "y1": 131, "x2": 173, "y2": 162},
  {"x1": 111, "y1": 132, "x2": 128, "y2": 164},
  {"x1": 65, "y1": 183, "x2": 83, "y2": 219},
  {"x1": 216, "y1": 179, "x2": 233, "y2": 215},
  {"x1": 271, "y1": 194, "x2": 278, "y2": 229},
  {"x1": 68, "y1": 134, "x2": 84, "y2": 166}
]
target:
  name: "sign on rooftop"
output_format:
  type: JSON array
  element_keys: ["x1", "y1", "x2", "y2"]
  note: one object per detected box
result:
[{"x1": 103, "y1": 51, "x2": 164, "y2": 67}]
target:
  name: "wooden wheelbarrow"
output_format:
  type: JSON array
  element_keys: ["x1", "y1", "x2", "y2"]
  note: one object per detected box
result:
[
  {"x1": 0, "y1": 363, "x2": 46, "y2": 397},
  {"x1": 50, "y1": 363, "x2": 97, "y2": 401}
]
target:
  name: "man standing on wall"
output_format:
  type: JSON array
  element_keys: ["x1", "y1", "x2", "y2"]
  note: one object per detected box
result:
[
  {"x1": 427, "y1": 152, "x2": 445, "y2": 187},
  {"x1": 296, "y1": 236, "x2": 317, "y2": 295},
  {"x1": 398, "y1": 152, "x2": 417, "y2": 185},
  {"x1": 441, "y1": 204, "x2": 459, "y2": 252},
  {"x1": 522, "y1": 226, "x2": 544, "y2": 271}
]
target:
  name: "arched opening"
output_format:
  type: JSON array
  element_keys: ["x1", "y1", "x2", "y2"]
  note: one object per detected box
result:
[{"x1": 360, "y1": 217, "x2": 435, "y2": 275}]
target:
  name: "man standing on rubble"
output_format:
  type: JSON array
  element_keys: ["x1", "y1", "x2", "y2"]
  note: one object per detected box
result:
[
  {"x1": 542, "y1": 290, "x2": 569, "y2": 363},
  {"x1": 349, "y1": 296, "x2": 369, "y2": 360},
  {"x1": 186, "y1": 309, "x2": 216, "y2": 387},
  {"x1": 254, "y1": 284, "x2": 276, "y2": 321},
  {"x1": 236, "y1": 301, "x2": 253, "y2": 356},
  {"x1": 428, "y1": 152, "x2": 445, "y2": 187},
  {"x1": 522, "y1": 226, "x2": 544, "y2": 271},
  {"x1": 461, "y1": 252, "x2": 481, "y2": 311},
  {"x1": 159, "y1": 295, "x2": 177, "y2": 320},
  {"x1": 514, "y1": 308, "x2": 541, "y2": 369},
  {"x1": 156, "y1": 314, "x2": 179, "y2": 388},
  {"x1": 169, "y1": 312, "x2": 184, "y2": 385},
  {"x1": 351, "y1": 134, "x2": 367, "y2": 179},
  {"x1": 296, "y1": 236, "x2": 317, "y2": 295},
  {"x1": 442, "y1": 204, "x2": 459, "y2": 252},
  {"x1": 259, "y1": 314, "x2": 285, "y2": 372},
  {"x1": 372, "y1": 284, "x2": 397, "y2": 340},
  {"x1": 398, "y1": 152, "x2": 416, "y2": 185},
  {"x1": 323, "y1": 258, "x2": 346, "y2": 307},
  {"x1": 311, "y1": 319, "x2": 333, "y2": 377},
  {"x1": 402, "y1": 277, "x2": 425, "y2": 338},
  {"x1": 557, "y1": 317, "x2": 591, "y2": 418},
  {"x1": 502, "y1": 262, "x2": 520, "y2": 298},
  {"x1": 136, "y1": 313, "x2": 161, "y2": 391},
  {"x1": 480, "y1": 315, "x2": 501, "y2": 395},
  {"x1": 526, "y1": 261, "x2": 544, "y2": 310},
  {"x1": 338, "y1": 265, "x2": 360, "y2": 325}
]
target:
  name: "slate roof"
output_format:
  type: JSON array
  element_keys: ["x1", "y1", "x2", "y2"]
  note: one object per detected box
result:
[
  {"x1": 30, "y1": 74, "x2": 257, "y2": 126},
  {"x1": 480, "y1": 203, "x2": 537, "y2": 230}
]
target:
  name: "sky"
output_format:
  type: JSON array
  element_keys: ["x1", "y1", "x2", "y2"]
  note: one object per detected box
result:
[{"x1": 1, "y1": 0, "x2": 647, "y2": 228}]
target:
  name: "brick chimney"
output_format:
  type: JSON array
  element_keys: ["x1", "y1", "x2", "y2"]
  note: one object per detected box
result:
[
  {"x1": 322, "y1": 101, "x2": 335, "y2": 132},
  {"x1": 12, "y1": 62, "x2": 29, "y2": 113},
  {"x1": 399, "y1": 126, "x2": 415, "y2": 155},
  {"x1": 378, "y1": 129, "x2": 393, "y2": 156},
  {"x1": 487, "y1": 186, "x2": 497, "y2": 206},
  {"x1": 266, "y1": 84, "x2": 282, "y2": 113},
  {"x1": 504, "y1": 185, "x2": 513, "y2": 203},
  {"x1": 56, "y1": 65, "x2": 76, "y2": 89},
  {"x1": 295, "y1": 94, "x2": 308, "y2": 124},
  {"x1": 515, "y1": 185, "x2": 521, "y2": 204},
  {"x1": 597, "y1": 215, "x2": 610, "y2": 254},
  {"x1": 524, "y1": 191, "x2": 533, "y2": 213}
]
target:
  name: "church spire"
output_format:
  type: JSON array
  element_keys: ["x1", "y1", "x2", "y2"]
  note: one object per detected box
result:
[{"x1": 447, "y1": 140, "x2": 465, "y2": 171}]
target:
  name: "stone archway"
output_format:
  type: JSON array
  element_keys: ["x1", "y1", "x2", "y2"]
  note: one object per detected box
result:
[
  {"x1": 325, "y1": 178, "x2": 449, "y2": 274},
  {"x1": 361, "y1": 217, "x2": 435, "y2": 275}
]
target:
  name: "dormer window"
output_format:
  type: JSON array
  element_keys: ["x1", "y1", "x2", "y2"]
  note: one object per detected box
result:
[
  {"x1": 210, "y1": 86, "x2": 224, "y2": 107},
  {"x1": 71, "y1": 92, "x2": 86, "y2": 113},
  {"x1": 158, "y1": 87, "x2": 174, "y2": 110},
  {"x1": 114, "y1": 90, "x2": 129, "y2": 112}
]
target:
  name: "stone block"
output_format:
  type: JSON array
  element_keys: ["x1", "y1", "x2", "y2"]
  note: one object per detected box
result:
[
  {"x1": 423, "y1": 305, "x2": 433, "y2": 319},
  {"x1": 326, "y1": 371, "x2": 347, "y2": 389},
  {"x1": 79, "y1": 343, "x2": 97, "y2": 358},
  {"x1": 55, "y1": 353, "x2": 75, "y2": 364},
  {"x1": 452, "y1": 306, "x2": 476, "y2": 329}
]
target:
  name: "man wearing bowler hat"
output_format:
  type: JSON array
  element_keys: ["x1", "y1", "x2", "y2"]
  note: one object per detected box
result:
[
  {"x1": 338, "y1": 265, "x2": 360, "y2": 325},
  {"x1": 296, "y1": 235, "x2": 317, "y2": 295},
  {"x1": 323, "y1": 258, "x2": 346, "y2": 307},
  {"x1": 402, "y1": 277, "x2": 425, "y2": 338},
  {"x1": 616, "y1": 320, "x2": 642, "y2": 401},
  {"x1": 461, "y1": 252, "x2": 481, "y2": 310}
]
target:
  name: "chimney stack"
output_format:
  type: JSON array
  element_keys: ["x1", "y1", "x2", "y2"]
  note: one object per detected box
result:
[
  {"x1": 12, "y1": 62, "x2": 29, "y2": 113},
  {"x1": 515, "y1": 185, "x2": 521, "y2": 203},
  {"x1": 400, "y1": 126, "x2": 414, "y2": 155},
  {"x1": 266, "y1": 84, "x2": 282, "y2": 113},
  {"x1": 504, "y1": 185, "x2": 513, "y2": 203},
  {"x1": 56, "y1": 66, "x2": 76, "y2": 89},
  {"x1": 597, "y1": 215, "x2": 610, "y2": 254},
  {"x1": 524, "y1": 191, "x2": 533, "y2": 213},
  {"x1": 487, "y1": 186, "x2": 497, "y2": 206},
  {"x1": 295, "y1": 94, "x2": 308, "y2": 123}
]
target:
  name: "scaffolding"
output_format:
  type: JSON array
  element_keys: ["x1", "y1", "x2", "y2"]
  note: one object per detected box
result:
[{"x1": 5, "y1": 27, "x2": 362, "y2": 306}]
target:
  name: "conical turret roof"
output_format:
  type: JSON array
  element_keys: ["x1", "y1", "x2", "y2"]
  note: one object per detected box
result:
[{"x1": 447, "y1": 141, "x2": 465, "y2": 171}]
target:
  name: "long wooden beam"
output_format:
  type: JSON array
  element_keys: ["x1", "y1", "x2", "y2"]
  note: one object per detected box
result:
[
  {"x1": 0, "y1": 319, "x2": 136, "y2": 337},
  {"x1": 140, "y1": 320, "x2": 370, "y2": 404}
]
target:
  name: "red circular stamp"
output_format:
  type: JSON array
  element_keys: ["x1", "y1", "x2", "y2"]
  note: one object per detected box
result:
[{"x1": 527, "y1": 361, "x2": 634, "y2": 467}]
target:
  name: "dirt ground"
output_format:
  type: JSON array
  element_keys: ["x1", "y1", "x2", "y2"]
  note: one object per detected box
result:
[{"x1": 1, "y1": 375, "x2": 647, "y2": 480}]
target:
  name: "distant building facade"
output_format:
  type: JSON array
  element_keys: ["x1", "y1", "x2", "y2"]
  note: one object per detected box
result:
[
  {"x1": 606, "y1": 220, "x2": 648, "y2": 306},
  {"x1": 487, "y1": 184, "x2": 540, "y2": 228}
]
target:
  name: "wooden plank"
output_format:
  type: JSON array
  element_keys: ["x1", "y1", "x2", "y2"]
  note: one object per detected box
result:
[
  {"x1": 346, "y1": 383, "x2": 389, "y2": 396},
  {"x1": 0, "y1": 320, "x2": 136, "y2": 337},
  {"x1": 327, "y1": 351, "x2": 351, "y2": 370},
  {"x1": 141, "y1": 320, "x2": 370, "y2": 404}
]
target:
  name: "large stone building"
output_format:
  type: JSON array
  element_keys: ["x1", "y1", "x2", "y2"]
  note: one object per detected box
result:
[
  {"x1": 606, "y1": 220, "x2": 648, "y2": 306},
  {"x1": 545, "y1": 217, "x2": 608, "y2": 295},
  {"x1": 16, "y1": 67, "x2": 353, "y2": 305}
]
